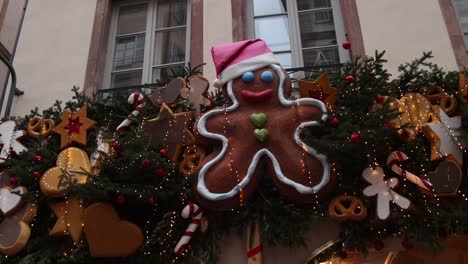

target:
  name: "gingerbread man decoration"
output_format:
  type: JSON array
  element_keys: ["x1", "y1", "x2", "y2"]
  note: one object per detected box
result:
[{"x1": 195, "y1": 39, "x2": 333, "y2": 209}]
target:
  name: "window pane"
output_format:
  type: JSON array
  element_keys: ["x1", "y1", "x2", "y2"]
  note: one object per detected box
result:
[
  {"x1": 464, "y1": 33, "x2": 468, "y2": 48},
  {"x1": 253, "y1": 0, "x2": 287, "y2": 16},
  {"x1": 297, "y1": 0, "x2": 331, "y2": 11},
  {"x1": 153, "y1": 29, "x2": 186, "y2": 65},
  {"x1": 454, "y1": 0, "x2": 468, "y2": 31},
  {"x1": 303, "y1": 46, "x2": 339, "y2": 66},
  {"x1": 117, "y1": 4, "x2": 147, "y2": 35},
  {"x1": 274, "y1": 52, "x2": 292, "y2": 68},
  {"x1": 111, "y1": 70, "x2": 142, "y2": 88},
  {"x1": 156, "y1": 0, "x2": 187, "y2": 28},
  {"x1": 299, "y1": 10, "x2": 337, "y2": 48},
  {"x1": 255, "y1": 15, "x2": 290, "y2": 52},
  {"x1": 113, "y1": 34, "x2": 145, "y2": 71},
  {"x1": 153, "y1": 65, "x2": 184, "y2": 83}
]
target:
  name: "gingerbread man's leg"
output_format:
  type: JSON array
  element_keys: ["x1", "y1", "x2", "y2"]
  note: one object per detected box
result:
[
  {"x1": 267, "y1": 136, "x2": 332, "y2": 203},
  {"x1": 195, "y1": 138, "x2": 262, "y2": 209}
]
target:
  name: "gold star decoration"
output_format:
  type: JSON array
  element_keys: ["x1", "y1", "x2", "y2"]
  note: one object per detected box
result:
[
  {"x1": 52, "y1": 105, "x2": 96, "y2": 149},
  {"x1": 298, "y1": 73, "x2": 340, "y2": 110},
  {"x1": 48, "y1": 196, "x2": 84, "y2": 243},
  {"x1": 142, "y1": 104, "x2": 195, "y2": 162}
]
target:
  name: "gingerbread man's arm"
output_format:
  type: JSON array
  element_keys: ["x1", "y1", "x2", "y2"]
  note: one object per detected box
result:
[
  {"x1": 194, "y1": 108, "x2": 229, "y2": 146},
  {"x1": 294, "y1": 98, "x2": 328, "y2": 124}
]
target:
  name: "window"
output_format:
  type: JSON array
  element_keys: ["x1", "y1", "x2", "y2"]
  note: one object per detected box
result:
[
  {"x1": 247, "y1": 0, "x2": 347, "y2": 70},
  {"x1": 453, "y1": 0, "x2": 468, "y2": 49},
  {"x1": 104, "y1": 0, "x2": 190, "y2": 89}
]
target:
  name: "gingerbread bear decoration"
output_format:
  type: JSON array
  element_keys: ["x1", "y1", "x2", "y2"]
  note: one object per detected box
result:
[{"x1": 194, "y1": 39, "x2": 333, "y2": 209}]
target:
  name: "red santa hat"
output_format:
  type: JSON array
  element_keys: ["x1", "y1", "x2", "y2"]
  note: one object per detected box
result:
[{"x1": 211, "y1": 39, "x2": 280, "y2": 88}]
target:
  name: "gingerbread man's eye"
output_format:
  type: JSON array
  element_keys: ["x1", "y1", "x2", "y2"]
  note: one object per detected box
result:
[
  {"x1": 260, "y1": 71, "x2": 274, "y2": 83},
  {"x1": 242, "y1": 72, "x2": 255, "y2": 83}
]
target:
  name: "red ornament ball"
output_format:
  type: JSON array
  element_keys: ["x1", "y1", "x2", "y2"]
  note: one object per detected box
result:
[
  {"x1": 384, "y1": 121, "x2": 394, "y2": 128},
  {"x1": 141, "y1": 159, "x2": 151, "y2": 168},
  {"x1": 345, "y1": 75, "x2": 354, "y2": 84},
  {"x1": 159, "y1": 148, "x2": 167, "y2": 157},
  {"x1": 155, "y1": 168, "x2": 165, "y2": 177},
  {"x1": 374, "y1": 240, "x2": 384, "y2": 251},
  {"x1": 342, "y1": 40, "x2": 351, "y2": 49},
  {"x1": 32, "y1": 171, "x2": 41, "y2": 179},
  {"x1": 329, "y1": 117, "x2": 340, "y2": 128},
  {"x1": 350, "y1": 133, "x2": 361, "y2": 143},
  {"x1": 34, "y1": 155, "x2": 43, "y2": 163},
  {"x1": 9, "y1": 177, "x2": 18, "y2": 186},
  {"x1": 148, "y1": 197, "x2": 155, "y2": 206},
  {"x1": 112, "y1": 141, "x2": 121, "y2": 150},
  {"x1": 375, "y1": 95, "x2": 385, "y2": 103},
  {"x1": 116, "y1": 194, "x2": 126, "y2": 206},
  {"x1": 401, "y1": 237, "x2": 413, "y2": 249}
]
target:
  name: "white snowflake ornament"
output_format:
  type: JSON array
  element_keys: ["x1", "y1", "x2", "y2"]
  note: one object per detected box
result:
[
  {"x1": 362, "y1": 166, "x2": 410, "y2": 220},
  {"x1": 0, "y1": 121, "x2": 27, "y2": 163}
]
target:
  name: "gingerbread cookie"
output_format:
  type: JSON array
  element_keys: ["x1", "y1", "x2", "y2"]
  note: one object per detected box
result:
[
  {"x1": 181, "y1": 75, "x2": 212, "y2": 117},
  {"x1": 425, "y1": 87, "x2": 457, "y2": 115},
  {"x1": 194, "y1": 39, "x2": 333, "y2": 209},
  {"x1": 52, "y1": 105, "x2": 96, "y2": 149},
  {"x1": 328, "y1": 195, "x2": 367, "y2": 222},
  {"x1": 0, "y1": 186, "x2": 27, "y2": 216},
  {"x1": 179, "y1": 145, "x2": 206, "y2": 177},
  {"x1": 83, "y1": 203, "x2": 143, "y2": 257},
  {"x1": 40, "y1": 147, "x2": 90, "y2": 196},
  {"x1": 0, "y1": 120, "x2": 28, "y2": 163},
  {"x1": 27, "y1": 116, "x2": 55, "y2": 137},
  {"x1": 0, "y1": 187, "x2": 37, "y2": 256}
]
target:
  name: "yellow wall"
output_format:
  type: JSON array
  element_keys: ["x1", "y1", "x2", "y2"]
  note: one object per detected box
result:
[
  {"x1": 8, "y1": 0, "x2": 97, "y2": 116},
  {"x1": 356, "y1": 0, "x2": 458, "y2": 75}
]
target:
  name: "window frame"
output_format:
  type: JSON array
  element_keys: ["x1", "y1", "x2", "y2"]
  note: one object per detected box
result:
[
  {"x1": 452, "y1": 0, "x2": 468, "y2": 50},
  {"x1": 246, "y1": 0, "x2": 348, "y2": 69},
  {"x1": 103, "y1": 0, "x2": 191, "y2": 89}
]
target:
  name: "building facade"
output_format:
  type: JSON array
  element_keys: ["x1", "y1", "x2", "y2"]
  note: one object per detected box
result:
[{"x1": 0, "y1": 0, "x2": 467, "y2": 262}]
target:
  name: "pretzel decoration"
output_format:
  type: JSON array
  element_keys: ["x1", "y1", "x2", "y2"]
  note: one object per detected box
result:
[
  {"x1": 179, "y1": 145, "x2": 206, "y2": 177},
  {"x1": 328, "y1": 195, "x2": 367, "y2": 222},
  {"x1": 425, "y1": 87, "x2": 457, "y2": 115},
  {"x1": 27, "y1": 116, "x2": 55, "y2": 137}
]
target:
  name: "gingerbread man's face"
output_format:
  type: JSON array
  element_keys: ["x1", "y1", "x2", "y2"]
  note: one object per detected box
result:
[{"x1": 228, "y1": 66, "x2": 292, "y2": 106}]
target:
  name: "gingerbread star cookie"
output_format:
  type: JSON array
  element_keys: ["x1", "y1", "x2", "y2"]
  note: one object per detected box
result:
[
  {"x1": 52, "y1": 105, "x2": 96, "y2": 149},
  {"x1": 298, "y1": 73, "x2": 340, "y2": 111}
]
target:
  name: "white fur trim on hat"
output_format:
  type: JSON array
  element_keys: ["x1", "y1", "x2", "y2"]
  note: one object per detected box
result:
[{"x1": 218, "y1": 53, "x2": 279, "y2": 87}]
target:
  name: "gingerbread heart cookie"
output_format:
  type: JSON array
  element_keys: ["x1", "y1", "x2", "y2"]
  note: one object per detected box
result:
[
  {"x1": 424, "y1": 159, "x2": 462, "y2": 196},
  {"x1": 0, "y1": 200, "x2": 37, "y2": 255},
  {"x1": 83, "y1": 203, "x2": 143, "y2": 257},
  {"x1": 0, "y1": 187, "x2": 26, "y2": 216},
  {"x1": 40, "y1": 147, "x2": 90, "y2": 196}
]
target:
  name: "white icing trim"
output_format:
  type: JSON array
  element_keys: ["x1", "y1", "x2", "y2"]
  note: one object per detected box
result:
[
  {"x1": 218, "y1": 53, "x2": 279, "y2": 86},
  {"x1": 197, "y1": 64, "x2": 330, "y2": 202}
]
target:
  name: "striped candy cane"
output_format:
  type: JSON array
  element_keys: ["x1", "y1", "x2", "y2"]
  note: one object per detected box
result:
[
  {"x1": 174, "y1": 203, "x2": 203, "y2": 255},
  {"x1": 115, "y1": 93, "x2": 146, "y2": 133},
  {"x1": 387, "y1": 151, "x2": 432, "y2": 191}
]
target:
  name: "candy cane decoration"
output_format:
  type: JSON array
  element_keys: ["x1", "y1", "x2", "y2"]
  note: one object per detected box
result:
[
  {"x1": 386, "y1": 151, "x2": 432, "y2": 191},
  {"x1": 115, "y1": 93, "x2": 146, "y2": 133},
  {"x1": 174, "y1": 203, "x2": 203, "y2": 255}
]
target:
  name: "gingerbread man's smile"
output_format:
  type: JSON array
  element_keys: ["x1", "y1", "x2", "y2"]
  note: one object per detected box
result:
[{"x1": 241, "y1": 89, "x2": 273, "y2": 102}]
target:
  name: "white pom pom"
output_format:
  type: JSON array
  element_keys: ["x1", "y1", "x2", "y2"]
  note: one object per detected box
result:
[{"x1": 213, "y1": 79, "x2": 222, "y2": 88}]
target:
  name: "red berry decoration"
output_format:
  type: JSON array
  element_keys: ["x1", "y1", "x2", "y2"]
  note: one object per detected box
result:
[
  {"x1": 342, "y1": 40, "x2": 351, "y2": 49},
  {"x1": 329, "y1": 117, "x2": 340, "y2": 128},
  {"x1": 400, "y1": 130, "x2": 410, "y2": 142},
  {"x1": 374, "y1": 240, "x2": 384, "y2": 251},
  {"x1": 155, "y1": 168, "x2": 165, "y2": 177},
  {"x1": 384, "y1": 121, "x2": 394, "y2": 128},
  {"x1": 9, "y1": 177, "x2": 18, "y2": 186},
  {"x1": 401, "y1": 237, "x2": 413, "y2": 249},
  {"x1": 375, "y1": 95, "x2": 385, "y2": 103},
  {"x1": 350, "y1": 133, "x2": 361, "y2": 143},
  {"x1": 112, "y1": 141, "x2": 121, "y2": 150},
  {"x1": 116, "y1": 194, "x2": 126, "y2": 206},
  {"x1": 159, "y1": 148, "x2": 167, "y2": 157},
  {"x1": 141, "y1": 159, "x2": 151, "y2": 168},
  {"x1": 148, "y1": 197, "x2": 155, "y2": 206},
  {"x1": 345, "y1": 75, "x2": 354, "y2": 84},
  {"x1": 34, "y1": 155, "x2": 43, "y2": 163},
  {"x1": 32, "y1": 171, "x2": 41, "y2": 179},
  {"x1": 346, "y1": 246, "x2": 356, "y2": 253}
]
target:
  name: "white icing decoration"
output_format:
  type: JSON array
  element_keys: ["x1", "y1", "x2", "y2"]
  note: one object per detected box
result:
[
  {"x1": 196, "y1": 64, "x2": 330, "y2": 201},
  {"x1": 0, "y1": 187, "x2": 24, "y2": 215},
  {"x1": 362, "y1": 167, "x2": 410, "y2": 220},
  {"x1": 0, "y1": 121, "x2": 27, "y2": 163},
  {"x1": 425, "y1": 108, "x2": 463, "y2": 165}
]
